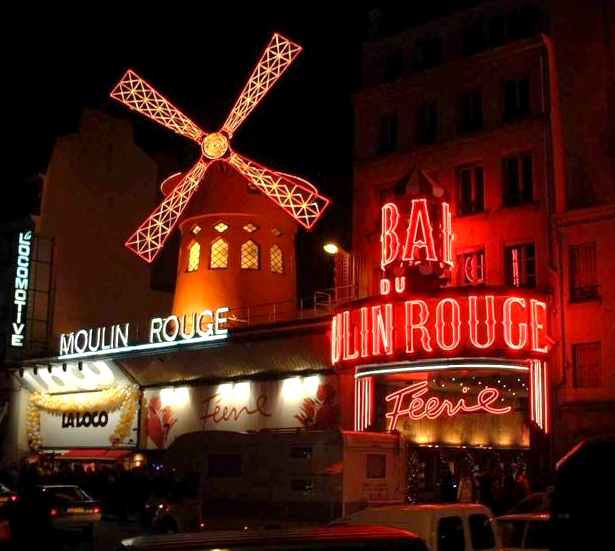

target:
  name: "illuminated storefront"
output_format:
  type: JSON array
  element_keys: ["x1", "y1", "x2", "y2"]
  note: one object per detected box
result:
[{"x1": 329, "y1": 194, "x2": 553, "y2": 498}]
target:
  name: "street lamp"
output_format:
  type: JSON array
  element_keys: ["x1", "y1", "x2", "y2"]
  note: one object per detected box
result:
[{"x1": 323, "y1": 242, "x2": 341, "y2": 255}]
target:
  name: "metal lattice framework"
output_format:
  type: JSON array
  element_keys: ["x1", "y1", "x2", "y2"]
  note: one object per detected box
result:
[{"x1": 111, "y1": 33, "x2": 330, "y2": 263}]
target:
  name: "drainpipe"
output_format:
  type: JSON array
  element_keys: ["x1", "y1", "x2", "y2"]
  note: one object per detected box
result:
[{"x1": 540, "y1": 33, "x2": 569, "y2": 466}]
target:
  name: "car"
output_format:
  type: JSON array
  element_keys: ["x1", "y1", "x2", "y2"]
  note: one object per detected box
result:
[
  {"x1": 339, "y1": 503, "x2": 500, "y2": 551},
  {"x1": 497, "y1": 513, "x2": 551, "y2": 550},
  {"x1": 118, "y1": 525, "x2": 428, "y2": 551},
  {"x1": 15, "y1": 484, "x2": 101, "y2": 540},
  {"x1": 0, "y1": 483, "x2": 18, "y2": 512}
]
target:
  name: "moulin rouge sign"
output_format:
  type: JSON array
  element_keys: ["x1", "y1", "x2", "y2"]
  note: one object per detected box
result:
[{"x1": 331, "y1": 198, "x2": 550, "y2": 365}]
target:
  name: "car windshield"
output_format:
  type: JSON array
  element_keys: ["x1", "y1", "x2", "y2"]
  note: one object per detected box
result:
[{"x1": 41, "y1": 486, "x2": 91, "y2": 502}]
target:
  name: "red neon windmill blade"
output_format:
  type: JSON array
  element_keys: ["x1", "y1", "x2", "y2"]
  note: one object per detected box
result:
[{"x1": 110, "y1": 33, "x2": 331, "y2": 263}]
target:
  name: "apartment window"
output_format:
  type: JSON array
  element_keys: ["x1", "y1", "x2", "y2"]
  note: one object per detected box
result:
[
  {"x1": 384, "y1": 49, "x2": 403, "y2": 81},
  {"x1": 186, "y1": 241, "x2": 200, "y2": 272},
  {"x1": 573, "y1": 342, "x2": 602, "y2": 388},
  {"x1": 412, "y1": 36, "x2": 442, "y2": 70},
  {"x1": 458, "y1": 250, "x2": 485, "y2": 286},
  {"x1": 506, "y1": 243, "x2": 536, "y2": 288},
  {"x1": 458, "y1": 165, "x2": 485, "y2": 215},
  {"x1": 377, "y1": 112, "x2": 398, "y2": 154},
  {"x1": 458, "y1": 90, "x2": 483, "y2": 133},
  {"x1": 463, "y1": 18, "x2": 486, "y2": 56},
  {"x1": 570, "y1": 243, "x2": 599, "y2": 301},
  {"x1": 503, "y1": 78, "x2": 530, "y2": 122},
  {"x1": 240, "y1": 240, "x2": 259, "y2": 270},
  {"x1": 503, "y1": 152, "x2": 533, "y2": 206},
  {"x1": 416, "y1": 101, "x2": 438, "y2": 145},
  {"x1": 270, "y1": 244, "x2": 284, "y2": 274},
  {"x1": 210, "y1": 237, "x2": 229, "y2": 269},
  {"x1": 488, "y1": 13, "x2": 507, "y2": 47}
]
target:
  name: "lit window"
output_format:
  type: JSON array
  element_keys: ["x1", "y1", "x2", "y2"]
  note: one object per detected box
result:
[
  {"x1": 570, "y1": 243, "x2": 599, "y2": 302},
  {"x1": 240, "y1": 240, "x2": 259, "y2": 270},
  {"x1": 458, "y1": 250, "x2": 485, "y2": 285},
  {"x1": 210, "y1": 238, "x2": 229, "y2": 269},
  {"x1": 243, "y1": 223, "x2": 258, "y2": 233},
  {"x1": 214, "y1": 222, "x2": 229, "y2": 233},
  {"x1": 573, "y1": 342, "x2": 602, "y2": 388},
  {"x1": 505, "y1": 243, "x2": 535, "y2": 288},
  {"x1": 187, "y1": 241, "x2": 200, "y2": 272},
  {"x1": 271, "y1": 228, "x2": 282, "y2": 237},
  {"x1": 270, "y1": 245, "x2": 284, "y2": 274},
  {"x1": 458, "y1": 165, "x2": 485, "y2": 215},
  {"x1": 192, "y1": 225, "x2": 202, "y2": 235},
  {"x1": 503, "y1": 152, "x2": 533, "y2": 206}
]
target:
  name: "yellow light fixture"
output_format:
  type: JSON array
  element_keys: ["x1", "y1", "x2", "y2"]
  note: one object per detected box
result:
[{"x1": 323, "y1": 242, "x2": 340, "y2": 255}]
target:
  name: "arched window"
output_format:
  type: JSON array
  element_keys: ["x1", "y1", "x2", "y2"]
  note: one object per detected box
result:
[
  {"x1": 240, "y1": 240, "x2": 259, "y2": 270},
  {"x1": 270, "y1": 244, "x2": 284, "y2": 274},
  {"x1": 187, "y1": 241, "x2": 200, "y2": 272},
  {"x1": 210, "y1": 238, "x2": 229, "y2": 269}
]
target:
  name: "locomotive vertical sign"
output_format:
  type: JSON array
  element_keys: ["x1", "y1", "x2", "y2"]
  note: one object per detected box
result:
[{"x1": 10, "y1": 230, "x2": 33, "y2": 348}]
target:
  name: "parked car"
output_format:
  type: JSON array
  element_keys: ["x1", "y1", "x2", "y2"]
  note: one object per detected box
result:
[
  {"x1": 507, "y1": 492, "x2": 550, "y2": 514},
  {"x1": 118, "y1": 525, "x2": 428, "y2": 551},
  {"x1": 13, "y1": 484, "x2": 101, "y2": 540},
  {"x1": 339, "y1": 503, "x2": 500, "y2": 551},
  {"x1": 0, "y1": 483, "x2": 18, "y2": 512},
  {"x1": 497, "y1": 513, "x2": 550, "y2": 550}
]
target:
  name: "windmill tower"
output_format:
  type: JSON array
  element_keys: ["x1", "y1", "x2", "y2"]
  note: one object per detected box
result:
[{"x1": 111, "y1": 34, "x2": 330, "y2": 316}]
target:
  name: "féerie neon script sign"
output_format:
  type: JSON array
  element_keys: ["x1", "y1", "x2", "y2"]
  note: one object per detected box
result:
[{"x1": 385, "y1": 381, "x2": 511, "y2": 430}]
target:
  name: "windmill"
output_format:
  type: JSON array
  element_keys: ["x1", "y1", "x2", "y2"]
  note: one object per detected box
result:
[{"x1": 111, "y1": 33, "x2": 331, "y2": 263}]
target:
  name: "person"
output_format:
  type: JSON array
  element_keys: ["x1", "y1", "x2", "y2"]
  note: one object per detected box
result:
[
  {"x1": 457, "y1": 465, "x2": 475, "y2": 503},
  {"x1": 440, "y1": 466, "x2": 457, "y2": 502}
]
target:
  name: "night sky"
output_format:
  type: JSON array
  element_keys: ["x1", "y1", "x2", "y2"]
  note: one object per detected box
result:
[{"x1": 6, "y1": 2, "x2": 480, "y2": 295}]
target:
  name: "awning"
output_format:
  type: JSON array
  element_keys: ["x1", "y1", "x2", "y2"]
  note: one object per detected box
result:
[{"x1": 52, "y1": 449, "x2": 133, "y2": 460}]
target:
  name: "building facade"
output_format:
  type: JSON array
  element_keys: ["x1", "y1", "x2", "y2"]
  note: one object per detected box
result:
[{"x1": 350, "y1": 0, "x2": 615, "y2": 475}]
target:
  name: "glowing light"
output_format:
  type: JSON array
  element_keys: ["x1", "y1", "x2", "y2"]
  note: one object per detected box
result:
[
  {"x1": 503, "y1": 297, "x2": 528, "y2": 350},
  {"x1": 441, "y1": 202, "x2": 453, "y2": 267},
  {"x1": 371, "y1": 304, "x2": 394, "y2": 356},
  {"x1": 331, "y1": 293, "x2": 549, "y2": 365},
  {"x1": 281, "y1": 376, "x2": 319, "y2": 402},
  {"x1": 380, "y1": 203, "x2": 400, "y2": 270},
  {"x1": 530, "y1": 360, "x2": 549, "y2": 433},
  {"x1": 385, "y1": 381, "x2": 511, "y2": 430},
  {"x1": 468, "y1": 295, "x2": 496, "y2": 349},
  {"x1": 111, "y1": 34, "x2": 330, "y2": 263},
  {"x1": 323, "y1": 242, "x2": 340, "y2": 255},
  {"x1": 187, "y1": 241, "x2": 200, "y2": 272},
  {"x1": 11, "y1": 231, "x2": 32, "y2": 347},
  {"x1": 435, "y1": 298, "x2": 461, "y2": 351},
  {"x1": 405, "y1": 300, "x2": 432, "y2": 354},
  {"x1": 160, "y1": 386, "x2": 190, "y2": 408},
  {"x1": 354, "y1": 376, "x2": 374, "y2": 431},
  {"x1": 201, "y1": 132, "x2": 229, "y2": 159},
  {"x1": 402, "y1": 199, "x2": 437, "y2": 264}
]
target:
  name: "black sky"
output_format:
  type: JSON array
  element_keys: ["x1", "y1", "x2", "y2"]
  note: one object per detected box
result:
[{"x1": 6, "y1": 2, "x2": 481, "y2": 294}]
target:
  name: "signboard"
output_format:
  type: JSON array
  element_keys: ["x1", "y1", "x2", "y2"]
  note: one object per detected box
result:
[
  {"x1": 142, "y1": 374, "x2": 339, "y2": 449},
  {"x1": 39, "y1": 402, "x2": 138, "y2": 448},
  {"x1": 11, "y1": 231, "x2": 32, "y2": 347},
  {"x1": 58, "y1": 307, "x2": 229, "y2": 359}
]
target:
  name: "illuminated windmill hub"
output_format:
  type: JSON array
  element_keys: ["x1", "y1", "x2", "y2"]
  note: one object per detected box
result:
[
  {"x1": 202, "y1": 132, "x2": 229, "y2": 160},
  {"x1": 111, "y1": 32, "x2": 331, "y2": 264}
]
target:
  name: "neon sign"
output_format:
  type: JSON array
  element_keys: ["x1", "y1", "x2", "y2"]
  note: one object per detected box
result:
[
  {"x1": 385, "y1": 381, "x2": 511, "y2": 431},
  {"x1": 331, "y1": 293, "x2": 549, "y2": 365},
  {"x1": 59, "y1": 307, "x2": 229, "y2": 359},
  {"x1": 11, "y1": 231, "x2": 32, "y2": 347},
  {"x1": 381, "y1": 199, "x2": 453, "y2": 271}
]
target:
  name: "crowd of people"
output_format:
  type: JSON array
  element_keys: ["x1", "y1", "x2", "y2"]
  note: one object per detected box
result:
[{"x1": 439, "y1": 458, "x2": 533, "y2": 514}]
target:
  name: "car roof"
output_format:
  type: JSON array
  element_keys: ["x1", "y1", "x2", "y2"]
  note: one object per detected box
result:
[
  {"x1": 353, "y1": 503, "x2": 490, "y2": 514},
  {"x1": 121, "y1": 525, "x2": 422, "y2": 550},
  {"x1": 497, "y1": 513, "x2": 550, "y2": 522},
  {"x1": 37, "y1": 485, "x2": 80, "y2": 488}
]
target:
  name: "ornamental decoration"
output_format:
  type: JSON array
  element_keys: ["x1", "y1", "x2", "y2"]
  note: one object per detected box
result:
[{"x1": 26, "y1": 383, "x2": 139, "y2": 450}]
